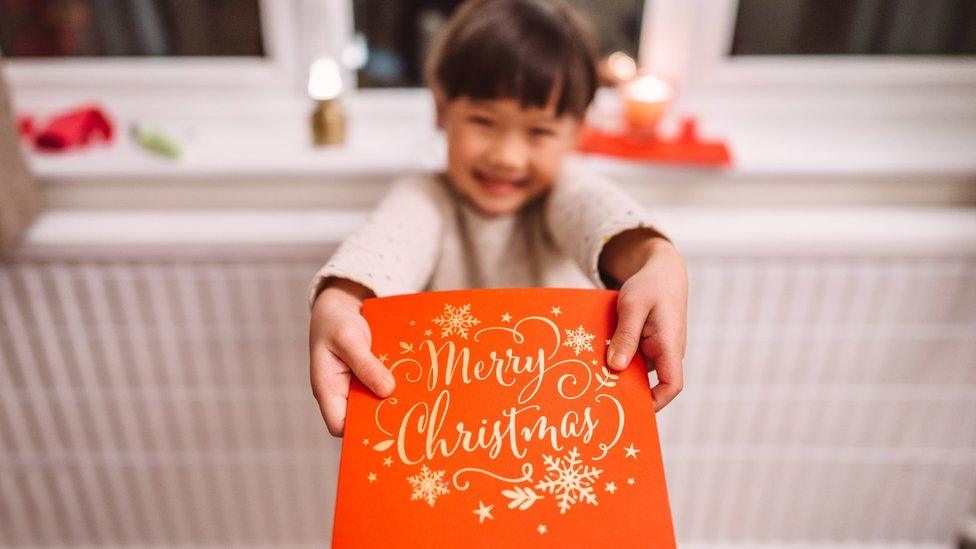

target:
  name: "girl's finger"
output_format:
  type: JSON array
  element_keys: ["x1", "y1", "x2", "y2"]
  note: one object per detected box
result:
[
  {"x1": 310, "y1": 350, "x2": 352, "y2": 436},
  {"x1": 323, "y1": 393, "x2": 348, "y2": 437},
  {"x1": 330, "y1": 327, "x2": 396, "y2": 398},
  {"x1": 607, "y1": 294, "x2": 647, "y2": 370},
  {"x1": 642, "y1": 338, "x2": 684, "y2": 411},
  {"x1": 607, "y1": 293, "x2": 649, "y2": 371}
]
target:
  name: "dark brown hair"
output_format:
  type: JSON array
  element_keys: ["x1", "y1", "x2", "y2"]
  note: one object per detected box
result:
[{"x1": 426, "y1": 0, "x2": 599, "y2": 119}]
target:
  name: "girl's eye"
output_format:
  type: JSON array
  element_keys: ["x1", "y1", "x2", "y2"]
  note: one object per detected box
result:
[
  {"x1": 469, "y1": 115, "x2": 494, "y2": 127},
  {"x1": 530, "y1": 127, "x2": 555, "y2": 137}
]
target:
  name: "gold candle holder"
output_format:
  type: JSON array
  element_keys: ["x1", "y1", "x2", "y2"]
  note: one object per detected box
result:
[
  {"x1": 308, "y1": 57, "x2": 346, "y2": 147},
  {"x1": 311, "y1": 98, "x2": 346, "y2": 146}
]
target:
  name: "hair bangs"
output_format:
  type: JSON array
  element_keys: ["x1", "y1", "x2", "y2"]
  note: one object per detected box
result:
[{"x1": 429, "y1": 0, "x2": 598, "y2": 119}]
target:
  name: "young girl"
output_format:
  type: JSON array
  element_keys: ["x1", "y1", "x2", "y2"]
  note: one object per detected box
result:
[{"x1": 309, "y1": 0, "x2": 687, "y2": 437}]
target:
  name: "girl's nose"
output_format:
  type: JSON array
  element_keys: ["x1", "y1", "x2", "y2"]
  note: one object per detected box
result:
[{"x1": 485, "y1": 133, "x2": 527, "y2": 173}]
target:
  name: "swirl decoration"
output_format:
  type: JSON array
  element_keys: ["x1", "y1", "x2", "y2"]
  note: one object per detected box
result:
[
  {"x1": 550, "y1": 358, "x2": 594, "y2": 401},
  {"x1": 452, "y1": 463, "x2": 534, "y2": 491},
  {"x1": 592, "y1": 393, "x2": 625, "y2": 461},
  {"x1": 373, "y1": 397, "x2": 398, "y2": 436},
  {"x1": 389, "y1": 358, "x2": 423, "y2": 383},
  {"x1": 474, "y1": 316, "x2": 560, "y2": 359}
]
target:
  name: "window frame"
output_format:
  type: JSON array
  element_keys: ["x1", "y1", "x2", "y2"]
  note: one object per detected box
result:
[
  {"x1": 7, "y1": 0, "x2": 974, "y2": 107},
  {"x1": 2, "y1": 1, "x2": 354, "y2": 99},
  {"x1": 641, "y1": 0, "x2": 976, "y2": 114}
]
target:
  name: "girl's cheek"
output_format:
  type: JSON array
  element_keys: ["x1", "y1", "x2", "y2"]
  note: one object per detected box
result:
[
  {"x1": 535, "y1": 144, "x2": 561, "y2": 167},
  {"x1": 462, "y1": 137, "x2": 489, "y2": 164},
  {"x1": 448, "y1": 131, "x2": 472, "y2": 159},
  {"x1": 538, "y1": 147, "x2": 567, "y2": 182}
]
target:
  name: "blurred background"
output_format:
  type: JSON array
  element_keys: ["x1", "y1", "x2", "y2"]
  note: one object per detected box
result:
[{"x1": 0, "y1": 0, "x2": 974, "y2": 547}]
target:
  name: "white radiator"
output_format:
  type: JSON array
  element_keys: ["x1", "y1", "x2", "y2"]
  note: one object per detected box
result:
[{"x1": 1, "y1": 209, "x2": 974, "y2": 547}]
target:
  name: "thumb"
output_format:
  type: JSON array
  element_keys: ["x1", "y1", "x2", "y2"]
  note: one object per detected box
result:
[{"x1": 607, "y1": 296, "x2": 646, "y2": 371}]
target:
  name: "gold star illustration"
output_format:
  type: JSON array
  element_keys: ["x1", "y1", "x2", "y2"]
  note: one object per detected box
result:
[
  {"x1": 383, "y1": 456, "x2": 393, "y2": 467},
  {"x1": 605, "y1": 481, "x2": 618, "y2": 494},
  {"x1": 627, "y1": 477, "x2": 636, "y2": 486},
  {"x1": 472, "y1": 501, "x2": 494, "y2": 523},
  {"x1": 537, "y1": 524, "x2": 548, "y2": 535},
  {"x1": 501, "y1": 312, "x2": 513, "y2": 322},
  {"x1": 550, "y1": 306, "x2": 562, "y2": 316},
  {"x1": 409, "y1": 320, "x2": 416, "y2": 326},
  {"x1": 367, "y1": 472, "x2": 377, "y2": 482},
  {"x1": 624, "y1": 443, "x2": 641, "y2": 459},
  {"x1": 591, "y1": 359, "x2": 598, "y2": 366},
  {"x1": 423, "y1": 329, "x2": 432, "y2": 337},
  {"x1": 605, "y1": 339, "x2": 611, "y2": 345},
  {"x1": 377, "y1": 354, "x2": 388, "y2": 364}
]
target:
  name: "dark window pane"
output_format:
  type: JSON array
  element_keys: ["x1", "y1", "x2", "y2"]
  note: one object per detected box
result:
[
  {"x1": 0, "y1": 0, "x2": 264, "y2": 58},
  {"x1": 352, "y1": 0, "x2": 644, "y2": 88},
  {"x1": 731, "y1": 0, "x2": 976, "y2": 55}
]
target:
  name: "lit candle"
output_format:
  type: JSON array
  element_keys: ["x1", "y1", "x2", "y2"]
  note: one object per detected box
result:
[
  {"x1": 308, "y1": 57, "x2": 346, "y2": 146},
  {"x1": 623, "y1": 73, "x2": 674, "y2": 135}
]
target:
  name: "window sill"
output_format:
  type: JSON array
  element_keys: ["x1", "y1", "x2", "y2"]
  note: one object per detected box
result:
[
  {"x1": 19, "y1": 89, "x2": 976, "y2": 209},
  {"x1": 23, "y1": 89, "x2": 439, "y2": 181},
  {"x1": 17, "y1": 208, "x2": 976, "y2": 260}
]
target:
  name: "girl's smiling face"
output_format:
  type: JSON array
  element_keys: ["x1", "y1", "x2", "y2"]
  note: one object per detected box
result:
[{"x1": 437, "y1": 93, "x2": 582, "y2": 217}]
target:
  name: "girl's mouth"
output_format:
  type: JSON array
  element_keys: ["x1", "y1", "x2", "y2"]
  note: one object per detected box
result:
[{"x1": 473, "y1": 169, "x2": 526, "y2": 196}]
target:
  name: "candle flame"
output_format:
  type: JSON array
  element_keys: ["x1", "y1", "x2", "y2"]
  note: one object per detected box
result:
[
  {"x1": 308, "y1": 57, "x2": 342, "y2": 101},
  {"x1": 627, "y1": 74, "x2": 673, "y2": 104},
  {"x1": 606, "y1": 51, "x2": 637, "y2": 82}
]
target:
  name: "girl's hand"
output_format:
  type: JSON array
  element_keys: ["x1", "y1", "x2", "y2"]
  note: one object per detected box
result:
[
  {"x1": 309, "y1": 279, "x2": 395, "y2": 437},
  {"x1": 601, "y1": 235, "x2": 688, "y2": 412}
]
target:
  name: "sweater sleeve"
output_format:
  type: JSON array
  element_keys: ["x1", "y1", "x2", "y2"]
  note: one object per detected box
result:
[
  {"x1": 307, "y1": 173, "x2": 448, "y2": 307},
  {"x1": 544, "y1": 163, "x2": 664, "y2": 289}
]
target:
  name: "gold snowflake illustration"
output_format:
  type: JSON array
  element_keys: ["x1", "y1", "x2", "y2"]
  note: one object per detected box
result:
[
  {"x1": 562, "y1": 325, "x2": 595, "y2": 355},
  {"x1": 407, "y1": 465, "x2": 450, "y2": 507},
  {"x1": 534, "y1": 446, "x2": 602, "y2": 514},
  {"x1": 431, "y1": 303, "x2": 481, "y2": 339}
]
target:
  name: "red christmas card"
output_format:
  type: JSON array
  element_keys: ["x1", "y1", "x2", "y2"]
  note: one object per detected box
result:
[{"x1": 332, "y1": 288, "x2": 675, "y2": 548}]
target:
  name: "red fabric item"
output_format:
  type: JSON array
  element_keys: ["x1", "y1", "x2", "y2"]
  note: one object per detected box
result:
[
  {"x1": 17, "y1": 114, "x2": 35, "y2": 138},
  {"x1": 33, "y1": 105, "x2": 114, "y2": 151},
  {"x1": 577, "y1": 116, "x2": 733, "y2": 168}
]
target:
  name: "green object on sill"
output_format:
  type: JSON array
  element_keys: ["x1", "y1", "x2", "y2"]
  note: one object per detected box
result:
[{"x1": 132, "y1": 125, "x2": 183, "y2": 159}]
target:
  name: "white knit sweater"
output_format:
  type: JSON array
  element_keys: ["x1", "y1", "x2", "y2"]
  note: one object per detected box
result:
[{"x1": 308, "y1": 161, "x2": 660, "y2": 304}]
